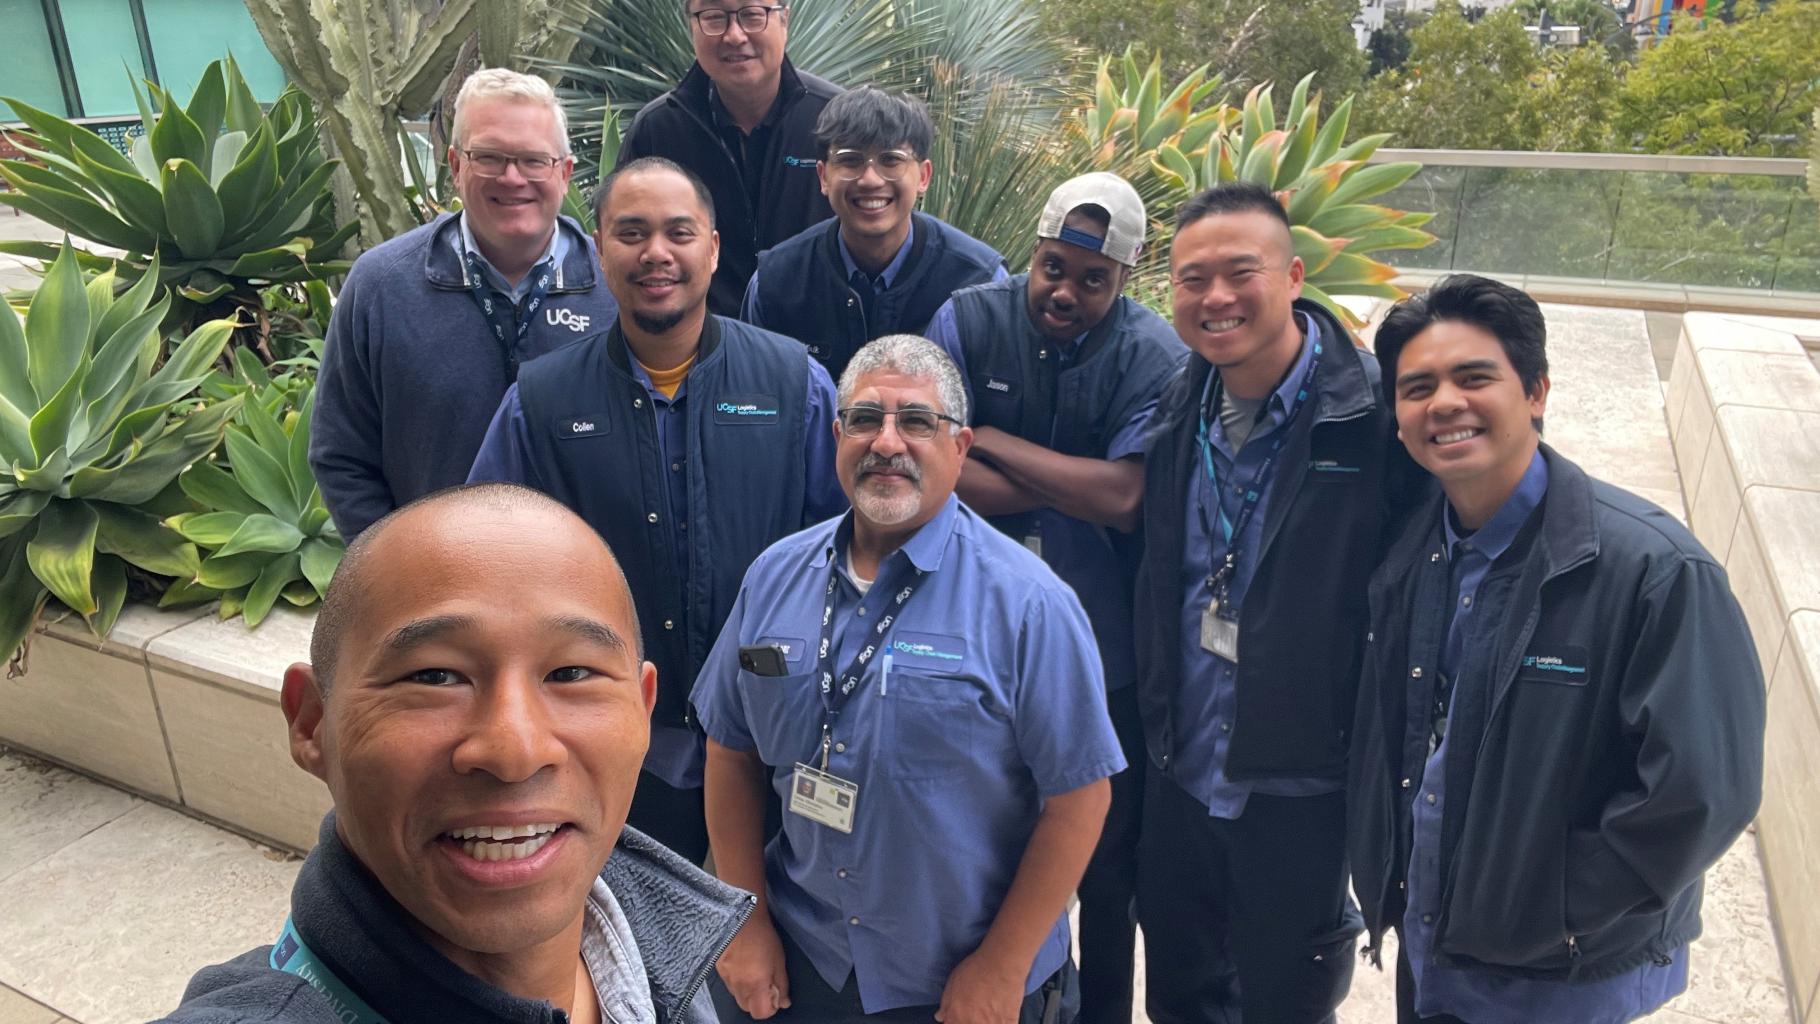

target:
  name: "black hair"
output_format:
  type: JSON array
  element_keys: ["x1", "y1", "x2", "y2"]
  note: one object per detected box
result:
[
  {"x1": 1373, "y1": 273, "x2": 1549, "y2": 424},
  {"x1": 813, "y1": 86, "x2": 934, "y2": 160},
  {"x1": 590, "y1": 156, "x2": 717, "y2": 232},
  {"x1": 1174, "y1": 180, "x2": 1292, "y2": 236}
]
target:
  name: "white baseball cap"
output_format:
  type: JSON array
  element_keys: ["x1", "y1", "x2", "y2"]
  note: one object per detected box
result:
[{"x1": 1036, "y1": 172, "x2": 1147, "y2": 267}]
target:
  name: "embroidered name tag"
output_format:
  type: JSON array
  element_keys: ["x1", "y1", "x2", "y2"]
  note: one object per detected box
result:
[
  {"x1": 757, "y1": 635, "x2": 810, "y2": 671},
  {"x1": 1310, "y1": 458, "x2": 1362, "y2": 474},
  {"x1": 714, "y1": 394, "x2": 782, "y2": 424},
  {"x1": 1519, "y1": 644, "x2": 1591, "y2": 686},
  {"x1": 556, "y1": 414, "x2": 607, "y2": 440},
  {"x1": 889, "y1": 631, "x2": 968, "y2": 670},
  {"x1": 984, "y1": 377, "x2": 1015, "y2": 395}
]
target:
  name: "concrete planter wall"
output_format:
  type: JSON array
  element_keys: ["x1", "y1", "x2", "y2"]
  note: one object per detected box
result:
[
  {"x1": 1668, "y1": 311, "x2": 1820, "y2": 1024},
  {"x1": 0, "y1": 604, "x2": 328, "y2": 853}
]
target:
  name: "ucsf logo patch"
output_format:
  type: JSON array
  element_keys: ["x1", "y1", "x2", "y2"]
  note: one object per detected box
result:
[{"x1": 546, "y1": 307, "x2": 592, "y2": 333}]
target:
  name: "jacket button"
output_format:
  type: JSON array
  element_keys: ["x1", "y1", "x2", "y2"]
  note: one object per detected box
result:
[
  {"x1": 847, "y1": 297, "x2": 857, "y2": 307},
  {"x1": 1426, "y1": 792, "x2": 1437, "y2": 805},
  {"x1": 835, "y1": 742, "x2": 847, "y2": 753},
  {"x1": 1399, "y1": 880, "x2": 1407, "y2": 890},
  {"x1": 634, "y1": 397, "x2": 644, "y2": 408},
  {"x1": 663, "y1": 620, "x2": 674, "y2": 630},
  {"x1": 849, "y1": 916, "x2": 861, "y2": 926},
  {"x1": 837, "y1": 868, "x2": 849, "y2": 879},
  {"x1": 1422, "y1": 913, "x2": 1434, "y2": 924},
  {"x1": 1401, "y1": 778, "x2": 1411, "y2": 788},
  {"x1": 1430, "y1": 552, "x2": 1441, "y2": 562},
  {"x1": 1367, "y1": 631, "x2": 1374, "y2": 643},
  {"x1": 1411, "y1": 666, "x2": 1424, "y2": 679},
  {"x1": 647, "y1": 512, "x2": 659, "y2": 524}
]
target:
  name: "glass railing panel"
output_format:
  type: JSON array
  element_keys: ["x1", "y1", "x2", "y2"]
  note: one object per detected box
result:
[
  {"x1": 1608, "y1": 172, "x2": 1799, "y2": 290},
  {"x1": 1452, "y1": 166, "x2": 1623, "y2": 280},
  {"x1": 1374, "y1": 165, "x2": 1463, "y2": 272}
]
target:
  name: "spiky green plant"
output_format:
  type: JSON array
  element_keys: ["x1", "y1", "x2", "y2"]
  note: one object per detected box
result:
[
  {"x1": 0, "y1": 57, "x2": 355, "y2": 334},
  {"x1": 163, "y1": 372, "x2": 341, "y2": 627},
  {"x1": 0, "y1": 245, "x2": 242, "y2": 668}
]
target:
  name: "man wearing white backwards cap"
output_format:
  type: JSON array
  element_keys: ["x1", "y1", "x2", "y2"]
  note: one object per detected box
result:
[{"x1": 927, "y1": 172, "x2": 1187, "y2": 1024}]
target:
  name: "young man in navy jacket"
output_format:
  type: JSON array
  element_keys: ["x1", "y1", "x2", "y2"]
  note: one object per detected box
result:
[
  {"x1": 1351, "y1": 274, "x2": 1765, "y2": 1023},
  {"x1": 742, "y1": 86, "x2": 1005, "y2": 381},
  {"x1": 468, "y1": 157, "x2": 845, "y2": 865}
]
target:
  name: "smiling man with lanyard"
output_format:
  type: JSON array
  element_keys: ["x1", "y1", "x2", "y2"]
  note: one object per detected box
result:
[
  {"x1": 311, "y1": 69, "x2": 618, "y2": 540},
  {"x1": 691, "y1": 335, "x2": 1122, "y2": 1024},
  {"x1": 1133, "y1": 182, "x2": 1395, "y2": 1024}
]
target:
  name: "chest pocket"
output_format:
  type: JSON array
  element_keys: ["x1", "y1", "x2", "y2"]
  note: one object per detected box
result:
[
  {"x1": 739, "y1": 669, "x2": 823, "y2": 769},
  {"x1": 883, "y1": 673, "x2": 981, "y2": 781}
]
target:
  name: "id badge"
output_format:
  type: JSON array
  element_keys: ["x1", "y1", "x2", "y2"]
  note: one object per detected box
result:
[
  {"x1": 1200, "y1": 603, "x2": 1240, "y2": 663},
  {"x1": 790, "y1": 763, "x2": 858, "y2": 833}
]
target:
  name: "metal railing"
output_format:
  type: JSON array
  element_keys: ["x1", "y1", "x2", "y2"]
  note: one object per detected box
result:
[{"x1": 1363, "y1": 149, "x2": 1818, "y2": 297}]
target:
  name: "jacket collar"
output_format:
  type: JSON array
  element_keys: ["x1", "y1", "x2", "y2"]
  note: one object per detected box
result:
[
  {"x1": 292, "y1": 812, "x2": 752, "y2": 1024},
  {"x1": 425, "y1": 212, "x2": 600, "y2": 295},
  {"x1": 605, "y1": 314, "x2": 725, "y2": 377},
  {"x1": 675, "y1": 57, "x2": 807, "y2": 127},
  {"x1": 1384, "y1": 443, "x2": 1598, "y2": 585}
]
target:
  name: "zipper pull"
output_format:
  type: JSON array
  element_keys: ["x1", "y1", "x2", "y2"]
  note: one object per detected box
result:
[{"x1": 1566, "y1": 933, "x2": 1581, "y2": 959}]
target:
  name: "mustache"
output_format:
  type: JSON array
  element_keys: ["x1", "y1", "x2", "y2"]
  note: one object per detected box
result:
[
  {"x1": 630, "y1": 269, "x2": 690, "y2": 285},
  {"x1": 856, "y1": 452, "x2": 921, "y2": 482}
]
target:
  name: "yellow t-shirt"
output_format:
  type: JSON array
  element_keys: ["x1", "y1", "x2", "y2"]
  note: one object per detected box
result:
[{"x1": 637, "y1": 355, "x2": 695, "y2": 400}]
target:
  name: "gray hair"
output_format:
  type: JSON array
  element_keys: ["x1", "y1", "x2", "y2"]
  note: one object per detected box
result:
[
  {"x1": 451, "y1": 68, "x2": 570, "y2": 155},
  {"x1": 837, "y1": 335, "x2": 969, "y2": 429}
]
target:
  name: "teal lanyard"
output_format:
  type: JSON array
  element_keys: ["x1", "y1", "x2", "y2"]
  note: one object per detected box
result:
[{"x1": 271, "y1": 916, "x2": 390, "y2": 1024}]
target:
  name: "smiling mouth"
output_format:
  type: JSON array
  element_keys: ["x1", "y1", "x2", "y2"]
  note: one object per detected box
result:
[
  {"x1": 853, "y1": 195, "x2": 892, "y2": 212},
  {"x1": 1433, "y1": 427, "x2": 1485, "y2": 446},
  {"x1": 442, "y1": 823, "x2": 566, "y2": 862},
  {"x1": 1201, "y1": 317, "x2": 1244, "y2": 332}
]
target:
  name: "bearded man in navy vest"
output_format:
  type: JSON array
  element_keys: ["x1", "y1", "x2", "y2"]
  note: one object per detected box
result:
[
  {"x1": 468, "y1": 156, "x2": 847, "y2": 864},
  {"x1": 926, "y1": 171, "x2": 1186, "y2": 1024},
  {"x1": 741, "y1": 86, "x2": 1006, "y2": 381}
]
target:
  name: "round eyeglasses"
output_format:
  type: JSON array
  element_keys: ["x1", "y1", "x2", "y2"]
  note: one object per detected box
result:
[
  {"x1": 827, "y1": 149, "x2": 917, "y2": 182},
  {"x1": 460, "y1": 149, "x2": 565, "y2": 182},
  {"x1": 691, "y1": 4, "x2": 785, "y2": 36},
  {"x1": 837, "y1": 406, "x2": 961, "y2": 440}
]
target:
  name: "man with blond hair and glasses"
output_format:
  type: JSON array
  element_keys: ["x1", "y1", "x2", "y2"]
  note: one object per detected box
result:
[
  {"x1": 619, "y1": 0, "x2": 841, "y2": 316},
  {"x1": 313, "y1": 68, "x2": 618, "y2": 540}
]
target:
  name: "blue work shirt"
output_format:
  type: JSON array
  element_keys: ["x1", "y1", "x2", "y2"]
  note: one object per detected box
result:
[
  {"x1": 928, "y1": 313, "x2": 1158, "y2": 692},
  {"x1": 691, "y1": 496, "x2": 1125, "y2": 1013},
  {"x1": 457, "y1": 211, "x2": 568, "y2": 303},
  {"x1": 468, "y1": 354, "x2": 844, "y2": 789},
  {"x1": 1174, "y1": 314, "x2": 1341, "y2": 819},
  {"x1": 1401, "y1": 451, "x2": 1688, "y2": 1022}
]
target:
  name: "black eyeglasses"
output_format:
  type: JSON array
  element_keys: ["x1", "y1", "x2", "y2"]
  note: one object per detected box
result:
[
  {"x1": 690, "y1": 4, "x2": 785, "y2": 35},
  {"x1": 460, "y1": 149, "x2": 566, "y2": 182},
  {"x1": 837, "y1": 406, "x2": 961, "y2": 440}
]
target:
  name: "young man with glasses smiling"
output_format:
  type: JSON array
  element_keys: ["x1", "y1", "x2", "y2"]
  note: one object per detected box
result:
[
  {"x1": 691, "y1": 334, "x2": 1120, "y2": 1024},
  {"x1": 311, "y1": 69, "x2": 619, "y2": 541},
  {"x1": 619, "y1": 0, "x2": 840, "y2": 318},
  {"x1": 742, "y1": 87, "x2": 1006, "y2": 381}
]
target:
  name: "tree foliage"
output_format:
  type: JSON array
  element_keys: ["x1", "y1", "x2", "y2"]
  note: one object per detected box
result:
[
  {"x1": 1355, "y1": 2, "x2": 1542, "y2": 149},
  {"x1": 1615, "y1": 0, "x2": 1820, "y2": 157},
  {"x1": 1040, "y1": 0, "x2": 1367, "y2": 95}
]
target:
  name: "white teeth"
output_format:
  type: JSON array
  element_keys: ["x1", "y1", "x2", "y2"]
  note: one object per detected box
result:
[
  {"x1": 458, "y1": 833, "x2": 555, "y2": 862},
  {"x1": 1202, "y1": 318, "x2": 1243, "y2": 331},
  {"x1": 446, "y1": 823, "x2": 560, "y2": 841},
  {"x1": 855, "y1": 198, "x2": 889, "y2": 209},
  {"x1": 1435, "y1": 429, "x2": 1481, "y2": 444}
]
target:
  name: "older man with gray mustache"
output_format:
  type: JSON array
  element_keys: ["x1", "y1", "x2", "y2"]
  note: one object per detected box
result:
[{"x1": 690, "y1": 335, "x2": 1121, "y2": 1024}]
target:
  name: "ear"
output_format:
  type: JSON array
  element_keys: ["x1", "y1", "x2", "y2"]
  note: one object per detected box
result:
[
  {"x1": 915, "y1": 159, "x2": 933, "y2": 196},
  {"x1": 817, "y1": 160, "x2": 831, "y2": 198},
  {"x1": 709, "y1": 229, "x2": 721, "y2": 276},
  {"x1": 1286, "y1": 255, "x2": 1305, "y2": 299},
  {"x1": 954, "y1": 424, "x2": 975, "y2": 461},
  {"x1": 557, "y1": 153, "x2": 575, "y2": 189},
  {"x1": 638, "y1": 661, "x2": 659, "y2": 717},
  {"x1": 1528, "y1": 374, "x2": 1551, "y2": 422},
  {"x1": 281, "y1": 663, "x2": 329, "y2": 783},
  {"x1": 447, "y1": 145, "x2": 462, "y2": 177}
]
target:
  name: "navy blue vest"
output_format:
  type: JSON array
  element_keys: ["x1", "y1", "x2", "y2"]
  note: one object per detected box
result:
[
  {"x1": 947, "y1": 274, "x2": 1186, "y2": 688},
  {"x1": 751, "y1": 211, "x2": 1004, "y2": 380},
  {"x1": 515, "y1": 316, "x2": 813, "y2": 727}
]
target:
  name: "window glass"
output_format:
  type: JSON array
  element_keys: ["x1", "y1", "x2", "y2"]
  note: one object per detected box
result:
[
  {"x1": 144, "y1": 0, "x2": 287, "y2": 104},
  {"x1": 0, "y1": 0, "x2": 71, "y2": 116},
  {"x1": 57, "y1": 0, "x2": 148, "y2": 117}
]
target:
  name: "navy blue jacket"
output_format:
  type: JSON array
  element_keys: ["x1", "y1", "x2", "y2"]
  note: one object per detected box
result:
[
  {"x1": 1348, "y1": 446, "x2": 1765, "y2": 981},
  {"x1": 945, "y1": 275, "x2": 1185, "y2": 692},
  {"x1": 620, "y1": 59, "x2": 838, "y2": 317},
  {"x1": 310, "y1": 213, "x2": 617, "y2": 539},
  {"x1": 746, "y1": 212, "x2": 1004, "y2": 380},
  {"x1": 157, "y1": 814, "x2": 753, "y2": 1024},
  {"x1": 513, "y1": 317, "x2": 827, "y2": 730},
  {"x1": 1135, "y1": 300, "x2": 1395, "y2": 780}
]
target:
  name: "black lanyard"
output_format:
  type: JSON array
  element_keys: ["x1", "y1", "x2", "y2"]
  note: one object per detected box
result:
[
  {"x1": 462, "y1": 251, "x2": 554, "y2": 382},
  {"x1": 811, "y1": 550, "x2": 926, "y2": 766},
  {"x1": 1194, "y1": 339, "x2": 1321, "y2": 614}
]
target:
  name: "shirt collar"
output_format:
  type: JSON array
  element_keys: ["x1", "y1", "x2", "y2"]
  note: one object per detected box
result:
[
  {"x1": 1444, "y1": 448, "x2": 1549, "y2": 562},
  {"x1": 1269, "y1": 311, "x2": 1321, "y2": 414},
  {"x1": 457, "y1": 212, "x2": 565, "y2": 294},
  {"x1": 817, "y1": 493, "x2": 962, "y2": 574},
  {"x1": 838, "y1": 220, "x2": 917, "y2": 290}
]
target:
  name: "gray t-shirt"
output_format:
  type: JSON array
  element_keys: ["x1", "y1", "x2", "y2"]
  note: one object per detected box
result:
[{"x1": 1220, "y1": 389, "x2": 1268, "y2": 452}]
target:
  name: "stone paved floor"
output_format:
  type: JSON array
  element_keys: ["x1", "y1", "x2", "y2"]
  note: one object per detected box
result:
[{"x1": 0, "y1": 278, "x2": 1797, "y2": 1023}]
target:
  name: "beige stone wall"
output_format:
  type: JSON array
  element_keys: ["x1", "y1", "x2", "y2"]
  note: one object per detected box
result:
[{"x1": 1669, "y1": 312, "x2": 1820, "y2": 1024}]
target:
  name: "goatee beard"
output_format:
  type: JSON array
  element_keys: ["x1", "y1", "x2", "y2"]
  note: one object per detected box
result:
[{"x1": 632, "y1": 309, "x2": 688, "y2": 335}]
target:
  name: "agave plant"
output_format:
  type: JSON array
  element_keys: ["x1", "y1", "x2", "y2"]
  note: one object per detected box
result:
[
  {"x1": 163, "y1": 372, "x2": 342, "y2": 627},
  {"x1": 0, "y1": 245, "x2": 242, "y2": 668}
]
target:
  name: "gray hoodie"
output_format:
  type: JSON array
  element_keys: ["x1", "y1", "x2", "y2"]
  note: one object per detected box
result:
[{"x1": 153, "y1": 813, "x2": 753, "y2": 1024}]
